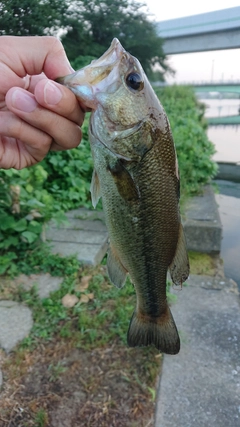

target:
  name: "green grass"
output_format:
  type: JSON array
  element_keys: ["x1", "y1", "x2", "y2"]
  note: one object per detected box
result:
[
  {"x1": 1, "y1": 243, "x2": 216, "y2": 354},
  {"x1": 33, "y1": 408, "x2": 48, "y2": 427},
  {"x1": 14, "y1": 260, "x2": 136, "y2": 350},
  {"x1": 2, "y1": 248, "x2": 178, "y2": 352}
]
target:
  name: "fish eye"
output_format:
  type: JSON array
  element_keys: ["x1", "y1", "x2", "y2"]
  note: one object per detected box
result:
[{"x1": 126, "y1": 73, "x2": 144, "y2": 91}]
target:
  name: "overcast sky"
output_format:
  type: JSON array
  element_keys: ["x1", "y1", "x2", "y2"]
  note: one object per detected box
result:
[{"x1": 144, "y1": 0, "x2": 240, "y2": 83}]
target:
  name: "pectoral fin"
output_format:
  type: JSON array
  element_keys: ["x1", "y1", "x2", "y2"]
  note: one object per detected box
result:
[
  {"x1": 108, "y1": 160, "x2": 140, "y2": 202},
  {"x1": 90, "y1": 169, "x2": 101, "y2": 208},
  {"x1": 110, "y1": 120, "x2": 154, "y2": 161},
  {"x1": 107, "y1": 244, "x2": 128, "y2": 288},
  {"x1": 169, "y1": 224, "x2": 190, "y2": 286}
]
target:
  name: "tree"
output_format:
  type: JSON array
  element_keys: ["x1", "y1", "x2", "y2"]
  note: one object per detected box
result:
[
  {"x1": 61, "y1": 0, "x2": 172, "y2": 80},
  {"x1": 0, "y1": 0, "x2": 67, "y2": 36},
  {"x1": 0, "y1": 0, "x2": 172, "y2": 79}
]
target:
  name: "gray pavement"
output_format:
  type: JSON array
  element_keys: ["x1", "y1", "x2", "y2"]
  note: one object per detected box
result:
[{"x1": 155, "y1": 275, "x2": 240, "y2": 427}]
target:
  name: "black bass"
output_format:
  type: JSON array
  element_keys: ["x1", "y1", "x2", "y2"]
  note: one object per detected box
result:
[{"x1": 57, "y1": 39, "x2": 189, "y2": 354}]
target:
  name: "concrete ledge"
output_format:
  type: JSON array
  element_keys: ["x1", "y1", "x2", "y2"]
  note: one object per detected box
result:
[
  {"x1": 215, "y1": 162, "x2": 240, "y2": 182},
  {"x1": 183, "y1": 185, "x2": 222, "y2": 253}
]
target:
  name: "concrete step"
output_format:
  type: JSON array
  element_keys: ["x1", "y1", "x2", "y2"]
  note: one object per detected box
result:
[
  {"x1": 45, "y1": 208, "x2": 108, "y2": 266},
  {"x1": 183, "y1": 185, "x2": 222, "y2": 254}
]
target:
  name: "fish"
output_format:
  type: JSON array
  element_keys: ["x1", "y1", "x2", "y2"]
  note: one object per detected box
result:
[{"x1": 57, "y1": 38, "x2": 189, "y2": 354}]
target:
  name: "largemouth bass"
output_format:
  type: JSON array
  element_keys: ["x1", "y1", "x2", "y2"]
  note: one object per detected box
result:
[{"x1": 57, "y1": 38, "x2": 189, "y2": 354}]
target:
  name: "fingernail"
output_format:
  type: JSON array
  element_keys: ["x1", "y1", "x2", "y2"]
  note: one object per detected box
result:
[
  {"x1": 11, "y1": 90, "x2": 37, "y2": 113},
  {"x1": 44, "y1": 81, "x2": 62, "y2": 105}
]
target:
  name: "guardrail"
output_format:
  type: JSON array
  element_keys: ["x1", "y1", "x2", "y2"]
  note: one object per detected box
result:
[{"x1": 208, "y1": 115, "x2": 240, "y2": 125}]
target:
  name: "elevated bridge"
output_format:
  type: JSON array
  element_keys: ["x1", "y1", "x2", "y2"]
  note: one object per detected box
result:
[{"x1": 157, "y1": 7, "x2": 240, "y2": 54}]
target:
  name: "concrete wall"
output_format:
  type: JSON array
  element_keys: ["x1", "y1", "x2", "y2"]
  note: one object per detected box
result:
[{"x1": 216, "y1": 162, "x2": 240, "y2": 182}]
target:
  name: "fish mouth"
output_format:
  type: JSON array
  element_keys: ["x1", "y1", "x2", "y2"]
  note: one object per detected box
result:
[
  {"x1": 56, "y1": 38, "x2": 126, "y2": 109},
  {"x1": 90, "y1": 38, "x2": 125, "y2": 69}
]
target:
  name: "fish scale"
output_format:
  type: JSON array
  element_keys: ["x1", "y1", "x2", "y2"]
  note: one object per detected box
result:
[{"x1": 57, "y1": 38, "x2": 189, "y2": 354}]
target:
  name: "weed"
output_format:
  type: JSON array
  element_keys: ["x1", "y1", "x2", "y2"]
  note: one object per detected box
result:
[
  {"x1": 147, "y1": 386, "x2": 156, "y2": 402},
  {"x1": 34, "y1": 408, "x2": 48, "y2": 427},
  {"x1": 48, "y1": 362, "x2": 67, "y2": 382},
  {"x1": 188, "y1": 251, "x2": 216, "y2": 275}
]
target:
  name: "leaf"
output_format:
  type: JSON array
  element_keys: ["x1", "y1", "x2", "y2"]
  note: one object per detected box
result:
[
  {"x1": 79, "y1": 294, "x2": 89, "y2": 303},
  {"x1": 0, "y1": 252, "x2": 17, "y2": 274},
  {"x1": 14, "y1": 218, "x2": 27, "y2": 232},
  {"x1": 0, "y1": 236, "x2": 18, "y2": 249},
  {"x1": 79, "y1": 293, "x2": 94, "y2": 304},
  {"x1": 0, "y1": 216, "x2": 15, "y2": 231},
  {"x1": 75, "y1": 275, "x2": 92, "y2": 292},
  {"x1": 62, "y1": 294, "x2": 79, "y2": 308},
  {"x1": 147, "y1": 386, "x2": 156, "y2": 402},
  {"x1": 21, "y1": 231, "x2": 38, "y2": 243},
  {"x1": 26, "y1": 184, "x2": 33, "y2": 193}
]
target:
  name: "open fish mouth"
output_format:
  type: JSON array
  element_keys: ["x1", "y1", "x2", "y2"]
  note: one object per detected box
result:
[{"x1": 56, "y1": 38, "x2": 126, "y2": 109}]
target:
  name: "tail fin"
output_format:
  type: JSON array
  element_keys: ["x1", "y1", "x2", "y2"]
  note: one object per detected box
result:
[{"x1": 127, "y1": 306, "x2": 180, "y2": 355}]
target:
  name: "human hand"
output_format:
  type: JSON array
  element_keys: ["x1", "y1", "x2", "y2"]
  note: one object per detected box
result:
[{"x1": 0, "y1": 36, "x2": 84, "y2": 169}]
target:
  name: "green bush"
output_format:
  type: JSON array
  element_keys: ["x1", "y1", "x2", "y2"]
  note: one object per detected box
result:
[
  {"x1": 71, "y1": 55, "x2": 96, "y2": 70},
  {"x1": 155, "y1": 85, "x2": 218, "y2": 197},
  {"x1": 0, "y1": 119, "x2": 93, "y2": 275},
  {"x1": 40, "y1": 117, "x2": 93, "y2": 211}
]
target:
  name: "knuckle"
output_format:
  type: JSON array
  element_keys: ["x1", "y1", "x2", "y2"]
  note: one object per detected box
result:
[
  {"x1": 8, "y1": 115, "x2": 24, "y2": 138},
  {"x1": 71, "y1": 126, "x2": 82, "y2": 147},
  {"x1": 39, "y1": 132, "x2": 52, "y2": 150},
  {"x1": 45, "y1": 36, "x2": 65, "y2": 56}
]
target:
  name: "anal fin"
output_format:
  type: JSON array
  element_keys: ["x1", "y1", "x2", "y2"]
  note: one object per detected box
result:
[
  {"x1": 107, "y1": 245, "x2": 128, "y2": 288},
  {"x1": 169, "y1": 223, "x2": 189, "y2": 286}
]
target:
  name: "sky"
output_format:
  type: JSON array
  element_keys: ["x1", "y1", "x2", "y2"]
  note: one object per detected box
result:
[{"x1": 143, "y1": 0, "x2": 240, "y2": 83}]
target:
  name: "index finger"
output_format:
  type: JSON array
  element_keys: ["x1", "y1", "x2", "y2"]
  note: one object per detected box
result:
[{"x1": 0, "y1": 36, "x2": 74, "y2": 92}]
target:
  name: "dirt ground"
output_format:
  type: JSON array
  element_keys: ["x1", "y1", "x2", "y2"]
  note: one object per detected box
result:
[{"x1": 0, "y1": 336, "x2": 161, "y2": 427}]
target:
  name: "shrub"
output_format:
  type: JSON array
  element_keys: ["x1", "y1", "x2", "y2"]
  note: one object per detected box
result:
[
  {"x1": 155, "y1": 85, "x2": 218, "y2": 196},
  {"x1": 0, "y1": 119, "x2": 92, "y2": 275}
]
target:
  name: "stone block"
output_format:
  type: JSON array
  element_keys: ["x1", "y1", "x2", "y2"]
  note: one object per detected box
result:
[
  {"x1": 0, "y1": 301, "x2": 33, "y2": 353},
  {"x1": 183, "y1": 185, "x2": 222, "y2": 253}
]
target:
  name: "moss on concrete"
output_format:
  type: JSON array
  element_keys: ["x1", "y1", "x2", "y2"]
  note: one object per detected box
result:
[{"x1": 188, "y1": 251, "x2": 217, "y2": 276}]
